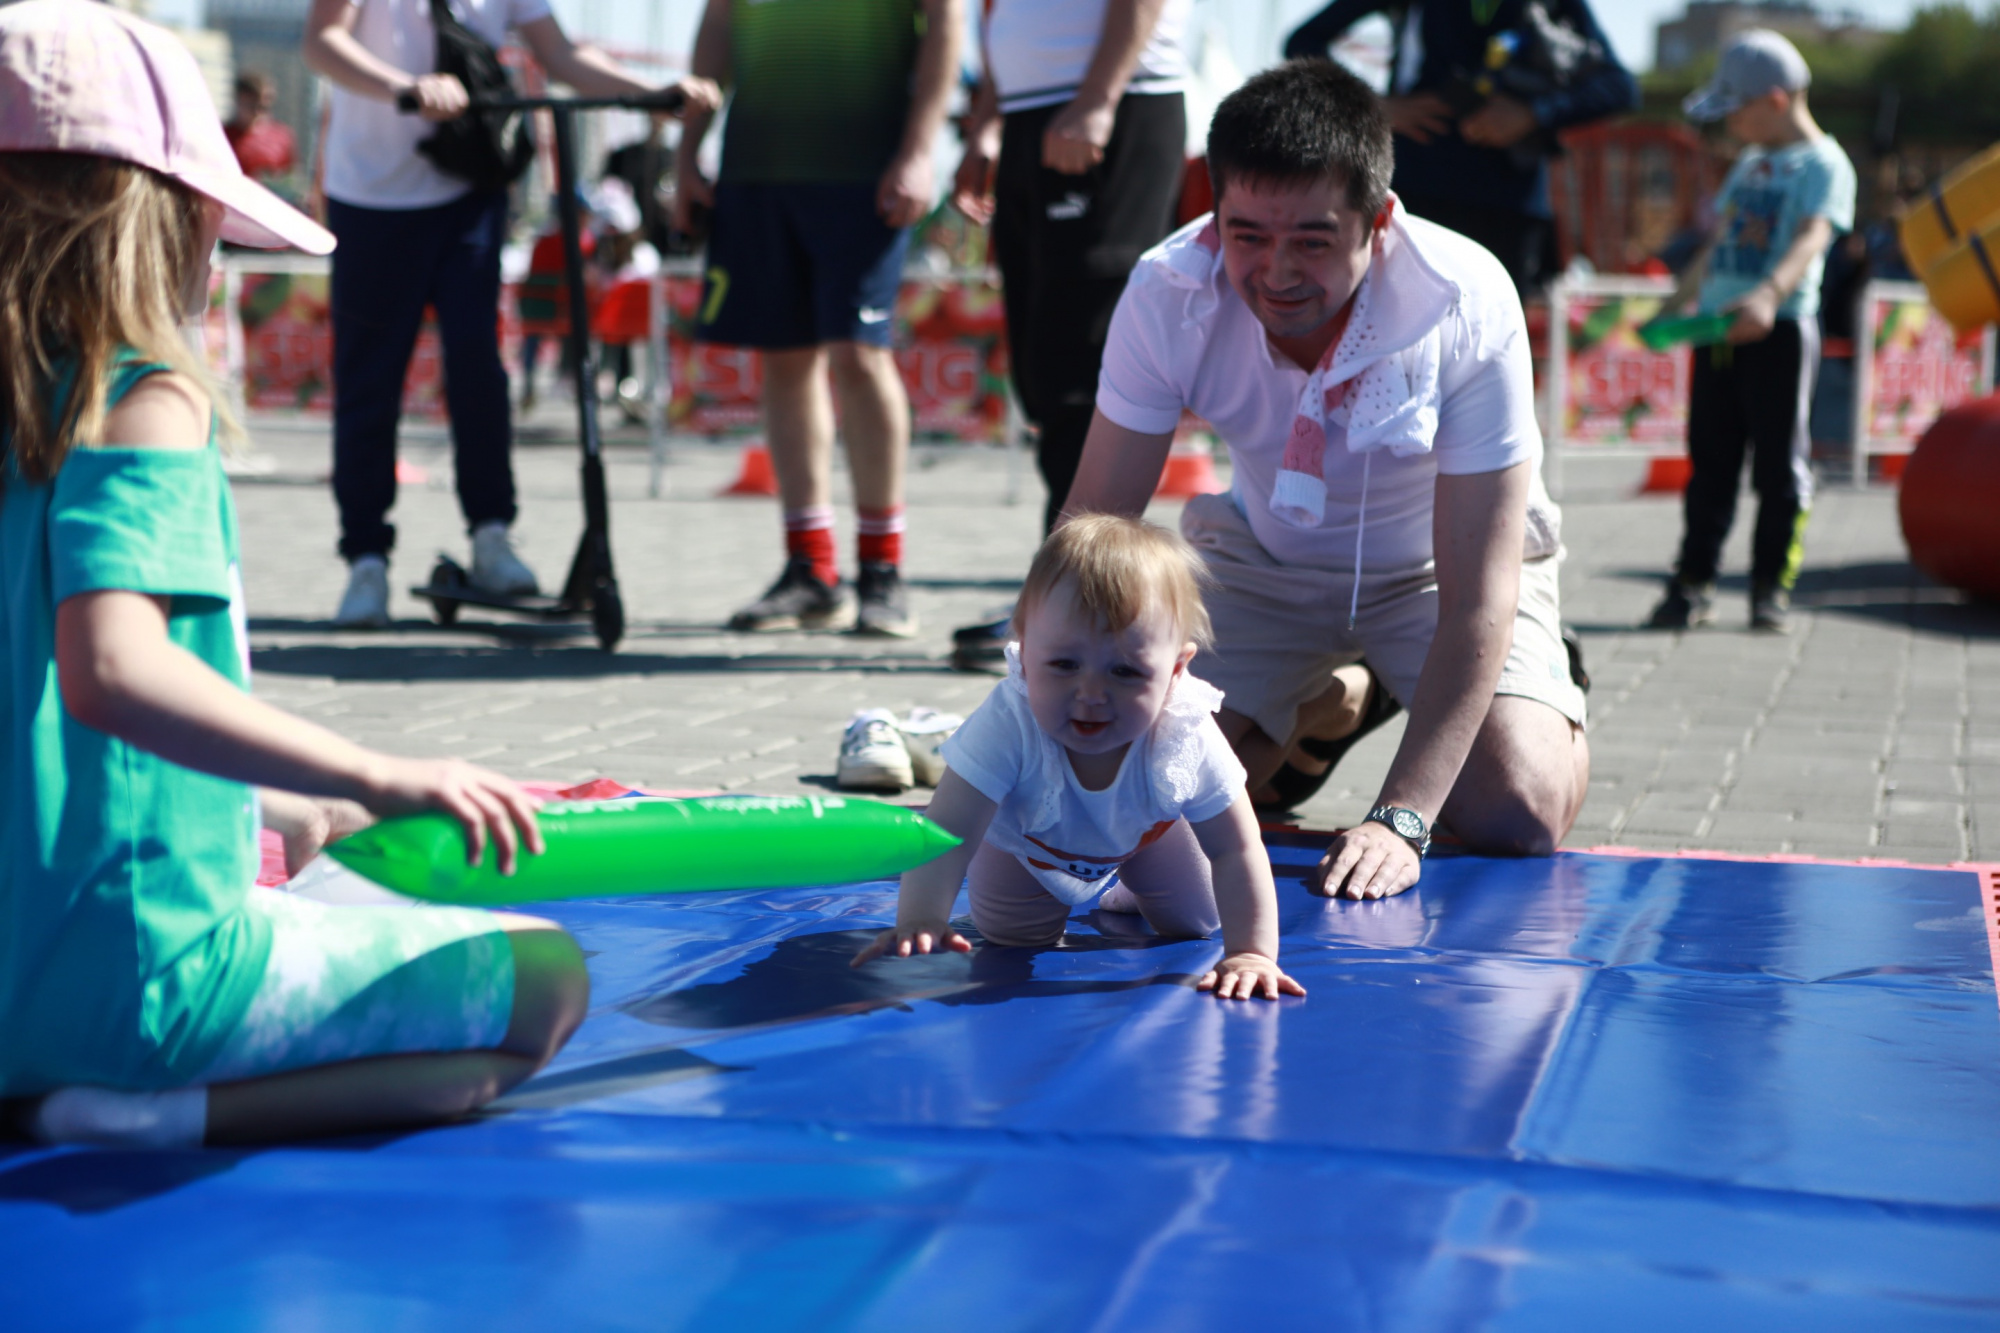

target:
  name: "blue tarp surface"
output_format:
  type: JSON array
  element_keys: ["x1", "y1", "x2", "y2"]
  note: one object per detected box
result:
[{"x1": 4, "y1": 840, "x2": 1998, "y2": 1330}]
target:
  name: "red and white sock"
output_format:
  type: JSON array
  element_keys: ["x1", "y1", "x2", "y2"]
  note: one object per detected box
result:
[
  {"x1": 784, "y1": 505, "x2": 839, "y2": 587},
  {"x1": 856, "y1": 504, "x2": 905, "y2": 568}
]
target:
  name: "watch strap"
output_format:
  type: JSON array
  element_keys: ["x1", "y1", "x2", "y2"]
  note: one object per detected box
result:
[{"x1": 1364, "y1": 804, "x2": 1430, "y2": 858}]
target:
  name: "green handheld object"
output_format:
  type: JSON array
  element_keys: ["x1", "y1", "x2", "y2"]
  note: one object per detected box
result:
[
  {"x1": 324, "y1": 795, "x2": 962, "y2": 905},
  {"x1": 1638, "y1": 312, "x2": 1734, "y2": 352}
]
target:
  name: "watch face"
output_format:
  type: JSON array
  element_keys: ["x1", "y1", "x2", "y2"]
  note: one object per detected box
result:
[{"x1": 1390, "y1": 808, "x2": 1424, "y2": 840}]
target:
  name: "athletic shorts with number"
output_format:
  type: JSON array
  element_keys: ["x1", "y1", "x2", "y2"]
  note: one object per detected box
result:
[
  {"x1": 696, "y1": 182, "x2": 909, "y2": 350},
  {"x1": 1180, "y1": 492, "x2": 1588, "y2": 746}
]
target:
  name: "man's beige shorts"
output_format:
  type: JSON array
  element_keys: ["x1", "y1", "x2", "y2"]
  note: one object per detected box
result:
[{"x1": 1181, "y1": 493, "x2": 1588, "y2": 746}]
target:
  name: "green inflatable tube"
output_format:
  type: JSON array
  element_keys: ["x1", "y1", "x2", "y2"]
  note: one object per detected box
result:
[
  {"x1": 1638, "y1": 312, "x2": 1735, "y2": 352},
  {"x1": 325, "y1": 794, "x2": 962, "y2": 905}
]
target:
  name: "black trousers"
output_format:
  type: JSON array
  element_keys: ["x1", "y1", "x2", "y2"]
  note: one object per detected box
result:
[
  {"x1": 1395, "y1": 190, "x2": 1555, "y2": 298},
  {"x1": 993, "y1": 93, "x2": 1185, "y2": 532},
  {"x1": 1674, "y1": 319, "x2": 1818, "y2": 592}
]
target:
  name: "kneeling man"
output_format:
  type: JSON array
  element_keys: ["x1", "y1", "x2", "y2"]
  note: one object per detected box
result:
[{"x1": 1064, "y1": 59, "x2": 1589, "y2": 899}]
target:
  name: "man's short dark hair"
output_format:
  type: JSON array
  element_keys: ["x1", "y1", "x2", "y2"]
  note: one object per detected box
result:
[{"x1": 1207, "y1": 60, "x2": 1393, "y2": 218}]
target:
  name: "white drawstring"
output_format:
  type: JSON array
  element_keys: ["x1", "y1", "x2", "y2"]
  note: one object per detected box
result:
[{"x1": 1348, "y1": 451, "x2": 1371, "y2": 630}]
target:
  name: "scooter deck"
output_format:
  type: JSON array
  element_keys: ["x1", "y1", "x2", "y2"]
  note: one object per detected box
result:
[{"x1": 409, "y1": 581, "x2": 579, "y2": 619}]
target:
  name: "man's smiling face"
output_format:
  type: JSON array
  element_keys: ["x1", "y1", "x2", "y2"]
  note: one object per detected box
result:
[{"x1": 1215, "y1": 175, "x2": 1377, "y2": 344}]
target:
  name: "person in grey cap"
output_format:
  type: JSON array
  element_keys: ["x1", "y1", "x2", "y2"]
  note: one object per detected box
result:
[{"x1": 1646, "y1": 28, "x2": 1854, "y2": 633}]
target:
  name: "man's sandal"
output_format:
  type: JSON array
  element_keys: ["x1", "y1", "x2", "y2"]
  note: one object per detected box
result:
[{"x1": 1254, "y1": 666, "x2": 1404, "y2": 813}]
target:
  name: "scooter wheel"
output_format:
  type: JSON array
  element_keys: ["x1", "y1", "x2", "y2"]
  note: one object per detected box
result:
[
  {"x1": 591, "y1": 581, "x2": 625, "y2": 651},
  {"x1": 432, "y1": 597, "x2": 460, "y2": 626},
  {"x1": 426, "y1": 556, "x2": 467, "y2": 626}
]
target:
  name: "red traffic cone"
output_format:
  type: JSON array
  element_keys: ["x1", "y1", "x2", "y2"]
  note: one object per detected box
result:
[
  {"x1": 1154, "y1": 434, "x2": 1226, "y2": 499},
  {"x1": 1640, "y1": 454, "x2": 1691, "y2": 494},
  {"x1": 720, "y1": 443, "x2": 779, "y2": 497}
]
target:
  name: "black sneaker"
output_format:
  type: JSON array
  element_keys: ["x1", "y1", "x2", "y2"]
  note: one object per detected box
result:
[
  {"x1": 1749, "y1": 583, "x2": 1791, "y2": 633},
  {"x1": 854, "y1": 561, "x2": 917, "y2": 637},
  {"x1": 1254, "y1": 665, "x2": 1402, "y2": 813},
  {"x1": 950, "y1": 614, "x2": 1012, "y2": 673},
  {"x1": 1645, "y1": 579, "x2": 1716, "y2": 630},
  {"x1": 727, "y1": 556, "x2": 856, "y2": 632}
]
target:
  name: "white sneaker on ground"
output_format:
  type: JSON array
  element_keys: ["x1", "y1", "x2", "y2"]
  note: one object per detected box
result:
[
  {"x1": 837, "y1": 708, "x2": 914, "y2": 791},
  {"x1": 899, "y1": 707, "x2": 963, "y2": 787},
  {"x1": 333, "y1": 555, "x2": 390, "y2": 628},
  {"x1": 469, "y1": 521, "x2": 539, "y2": 596},
  {"x1": 1097, "y1": 882, "x2": 1143, "y2": 915}
]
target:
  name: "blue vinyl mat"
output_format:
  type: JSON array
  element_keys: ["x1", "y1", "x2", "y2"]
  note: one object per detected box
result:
[{"x1": 4, "y1": 839, "x2": 1998, "y2": 1330}]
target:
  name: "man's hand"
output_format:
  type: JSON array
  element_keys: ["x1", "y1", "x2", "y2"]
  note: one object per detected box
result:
[
  {"x1": 406, "y1": 72, "x2": 469, "y2": 122},
  {"x1": 851, "y1": 921, "x2": 972, "y2": 966},
  {"x1": 672, "y1": 160, "x2": 714, "y2": 235},
  {"x1": 952, "y1": 118, "x2": 1003, "y2": 224},
  {"x1": 1726, "y1": 282, "x2": 1780, "y2": 344},
  {"x1": 668, "y1": 76, "x2": 723, "y2": 118},
  {"x1": 1459, "y1": 94, "x2": 1537, "y2": 148},
  {"x1": 877, "y1": 149, "x2": 936, "y2": 229},
  {"x1": 1382, "y1": 93, "x2": 1454, "y2": 145},
  {"x1": 1198, "y1": 952, "x2": 1308, "y2": 1001},
  {"x1": 1311, "y1": 820, "x2": 1421, "y2": 900},
  {"x1": 1042, "y1": 96, "x2": 1116, "y2": 174}
]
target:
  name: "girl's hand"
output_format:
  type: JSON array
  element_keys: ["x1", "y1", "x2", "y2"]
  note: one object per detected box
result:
[
  {"x1": 360, "y1": 757, "x2": 545, "y2": 876},
  {"x1": 851, "y1": 921, "x2": 972, "y2": 967},
  {"x1": 1198, "y1": 952, "x2": 1307, "y2": 1001}
]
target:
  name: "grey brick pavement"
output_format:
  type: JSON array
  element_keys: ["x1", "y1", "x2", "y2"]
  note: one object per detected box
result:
[{"x1": 233, "y1": 421, "x2": 2000, "y2": 864}]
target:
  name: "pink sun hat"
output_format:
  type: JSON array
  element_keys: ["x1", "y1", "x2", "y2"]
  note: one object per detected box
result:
[{"x1": 0, "y1": 0, "x2": 333, "y2": 254}]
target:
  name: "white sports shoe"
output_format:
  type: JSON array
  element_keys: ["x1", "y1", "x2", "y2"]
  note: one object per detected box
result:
[
  {"x1": 899, "y1": 707, "x2": 963, "y2": 787},
  {"x1": 469, "y1": 521, "x2": 539, "y2": 596},
  {"x1": 333, "y1": 555, "x2": 390, "y2": 628},
  {"x1": 837, "y1": 708, "x2": 914, "y2": 791}
]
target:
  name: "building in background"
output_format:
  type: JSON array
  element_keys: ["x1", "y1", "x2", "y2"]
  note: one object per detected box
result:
[{"x1": 1655, "y1": 1, "x2": 1881, "y2": 72}]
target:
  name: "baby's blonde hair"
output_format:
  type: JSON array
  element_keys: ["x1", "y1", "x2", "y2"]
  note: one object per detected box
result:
[
  {"x1": 1014, "y1": 513, "x2": 1213, "y2": 647},
  {"x1": 0, "y1": 152, "x2": 232, "y2": 489}
]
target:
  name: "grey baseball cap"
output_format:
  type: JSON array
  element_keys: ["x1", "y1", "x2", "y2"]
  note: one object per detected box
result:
[{"x1": 1683, "y1": 28, "x2": 1811, "y2": 122}]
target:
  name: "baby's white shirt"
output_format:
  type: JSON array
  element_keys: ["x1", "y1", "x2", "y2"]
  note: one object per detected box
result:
[{"x1": 940, "y1": 645, "x2": 1248, "y2": 905}]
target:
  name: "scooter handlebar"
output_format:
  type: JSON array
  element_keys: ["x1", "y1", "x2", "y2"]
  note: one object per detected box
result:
[{"x1": 393, "y1": 86, "x2": 687, "y2": 115}]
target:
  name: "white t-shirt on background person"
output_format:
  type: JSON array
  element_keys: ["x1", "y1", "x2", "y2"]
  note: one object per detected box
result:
[
  {"x1": 1097, "y1": 205, "x2": 1561, "y2": 578},
  {"x1": 984, "y1": 0, "x2": 1191, "y2": 114},
  {"x1": 940, "y1": 646, "x2": 1246, "y2": 906},
  {"x1": 323, "y1": 0, "x2": 550, "y2": 210}
]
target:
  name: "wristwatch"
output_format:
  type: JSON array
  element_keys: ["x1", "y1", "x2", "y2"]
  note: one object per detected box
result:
[{"x1": 1363, "y1": 805, "x2": 1430, "y2": 858}]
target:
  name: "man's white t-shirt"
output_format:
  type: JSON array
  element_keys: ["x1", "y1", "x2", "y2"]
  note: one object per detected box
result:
[
  {"x1": 940, "y1": 649, "x2": 1246, "y2": 905},
  {"x1": 984, "y1": 0, "x2": 1191, "y2": 115},
  {"x1": 1097, "y1": 209, "x2": 1559, "y2": 576},
  {"x1": 323, "y1": 0, "x2": 550, "y2": 210}
]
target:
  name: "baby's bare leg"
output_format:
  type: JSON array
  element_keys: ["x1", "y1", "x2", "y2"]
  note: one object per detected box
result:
[
  {"x1": 966, "y1": 841, "x2": 1070, "y2": 947},
  {"x1": 1116, "y1": 819, "x2": 1221, "y2": 940},
  {"x1": 203, "y1": 915, "x2": 587, "y2": 1145}
]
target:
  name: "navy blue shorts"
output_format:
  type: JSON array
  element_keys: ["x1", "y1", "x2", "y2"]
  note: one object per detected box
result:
[{"x1": 696, "y1": 182, "x2": 910, "y2": 349}]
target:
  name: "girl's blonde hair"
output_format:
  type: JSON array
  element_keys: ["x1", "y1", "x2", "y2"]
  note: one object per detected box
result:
[
  {"x1": 0, "y1": 152, "x2": 230, "y2": 486},
  {"x1": 1014, "y1": 513, "x2": 1214, "y2": 647}
]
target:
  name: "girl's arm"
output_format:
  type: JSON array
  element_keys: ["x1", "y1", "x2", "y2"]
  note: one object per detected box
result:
[
  {"x1": 258, "y1": 787, "x2": 374, "y2": 876},
  {"x1": 1190, "y1": 795, "x2": 1307, "y2": 1000},
  {"x1": 851, "y1": 768, "x2": 997, "y2": 965},
  {"x1": 57, "y1": 592, "x2": 543, "y2": 873}
]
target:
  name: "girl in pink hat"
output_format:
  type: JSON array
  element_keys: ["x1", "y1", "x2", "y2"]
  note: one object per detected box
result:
[{"x1": 0, "y1": 0, "x2": 586, "y2": 1147}]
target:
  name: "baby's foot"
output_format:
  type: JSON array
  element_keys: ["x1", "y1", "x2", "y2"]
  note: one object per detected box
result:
[{"x1": 1098, "y1": 883, "x2": 1142, "y2": 915}]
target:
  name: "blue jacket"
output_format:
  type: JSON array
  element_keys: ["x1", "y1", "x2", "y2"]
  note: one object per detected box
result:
[{"x1": 1285, "y1": 0, "x2": 1638, "y2": 219}]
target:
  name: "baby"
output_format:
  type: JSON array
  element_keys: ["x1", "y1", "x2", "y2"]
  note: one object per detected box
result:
[{"x1": 854, "y1": 515, "x2": 1304, "y2": 1000}]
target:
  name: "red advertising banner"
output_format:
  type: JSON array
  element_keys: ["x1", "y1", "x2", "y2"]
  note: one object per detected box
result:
[
  {"x1": 1550, "y1": 282, "x2": 1689, "y2": 450},
  {"x1": 1855, "y1": 282, "x2": 1994, "y2": 456},
  {"x1": 212, "y1": 263, "x2": 1010, "y2": 441}
]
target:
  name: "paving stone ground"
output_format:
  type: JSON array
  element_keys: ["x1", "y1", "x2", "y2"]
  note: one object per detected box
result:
[{"x1": 234, "y1": 417, "x2": 2000, "y2": 865}]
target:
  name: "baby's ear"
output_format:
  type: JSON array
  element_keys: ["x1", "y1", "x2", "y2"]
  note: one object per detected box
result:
[{"x1": 1175, "y1": 642, "x2": 1197, "y2": 672}]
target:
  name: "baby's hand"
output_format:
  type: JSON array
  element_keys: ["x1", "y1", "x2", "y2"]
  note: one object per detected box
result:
[
  {"x1": 851, "y1": 922, "x2": 972, "y2": 968},
  {"x1": 1198, "y1": 952, "x2": 1307, "y2": 1001}
]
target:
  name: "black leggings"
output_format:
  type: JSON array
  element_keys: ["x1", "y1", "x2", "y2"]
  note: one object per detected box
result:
[
  {"x1": 993, "y1": 93, "x2": 1185, "y2": 532},
  {"x1": 1674, "y1": 319, "x2": 1818, "y2": 591}
]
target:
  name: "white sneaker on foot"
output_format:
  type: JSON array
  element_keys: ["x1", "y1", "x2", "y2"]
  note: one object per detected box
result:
[
  {"x1": 333, "y1": 555, "x2": 390, "y2": 627},
  {"x1": 838, "y1": 708, "x2": 914, "y2": 791},
  {"x1": 469, "y1": 521, "x2": 539, "y2": 595},
  {"x1": 899, "y1": 707, "x2": 963, "y2": 787}
]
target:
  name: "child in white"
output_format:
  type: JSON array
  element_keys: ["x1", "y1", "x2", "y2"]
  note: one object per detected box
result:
[{"x1": 853, "y1": 516, "x2": 1304, "y2": 1000}]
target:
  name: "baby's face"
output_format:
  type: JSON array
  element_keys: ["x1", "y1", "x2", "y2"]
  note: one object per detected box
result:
[{"x1": 1018, "y1": 581, "x2": 1195, "y2": 762}]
